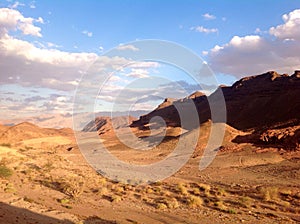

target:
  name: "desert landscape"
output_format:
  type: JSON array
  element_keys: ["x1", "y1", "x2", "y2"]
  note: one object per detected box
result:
[
  {"x1": 1, "y1": 1, "x2": 300, "y2": 224},
  {"x1": 0, "y1": 71, "x2": 299, "y2": 223}
]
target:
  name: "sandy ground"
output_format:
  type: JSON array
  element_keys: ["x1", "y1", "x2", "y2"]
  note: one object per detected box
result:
[{"x1": 0, "y1": 124, "x2": 300, "y2": 223}]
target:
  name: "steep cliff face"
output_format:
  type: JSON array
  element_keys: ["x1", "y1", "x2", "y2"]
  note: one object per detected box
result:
[
  {"x1": 131, "y1": 71, "x2": 300, "y2": 131},
  {"x1": 222, "y1": 71, "x2": 300, "y2": 129}
]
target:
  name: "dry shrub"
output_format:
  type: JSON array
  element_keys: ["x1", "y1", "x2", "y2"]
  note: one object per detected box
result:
[
  {"x1": 239, "y1": 196, "x2": 252, "y2": 208},
  {"x1": 156, "y1": 202, "x2": 168, "y2": 210},
  {"x1": 111, "y1": 195, "x2": 122, "y2": 202},
  {"x1": 0, "y1": 165, "x2": 13, "y2": 178},
  {"x1": 260, "y1": 187, "x2": 279, "y2": 202},
  {"x1": 187, "y1": 195, "x2": 203, "y2": 208},
  {"x1": 165, "y1": 197, "x2": 179, "y2": 209},
  {"x1": 198, "y1": 183, "x2": 211, "y2": 195},
  {"x1": 58, "y1": 176, "x2": 85, "y2": 198},
  {"x1": 214, "y1": 201, "x2": 227, "y2": 211},
  {"x1": 177, "y1": 183, "x2": 188, "y2": 195}
]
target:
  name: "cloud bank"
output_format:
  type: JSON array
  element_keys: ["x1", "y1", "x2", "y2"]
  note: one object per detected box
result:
[
  {"x1": 208, "y1": 9, "x2": 300, "y2": 77},
  {"x1": 0, "y1": 8, "x2": 98, "y2": 91}
]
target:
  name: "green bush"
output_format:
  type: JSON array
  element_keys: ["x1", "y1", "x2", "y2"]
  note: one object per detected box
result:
[{"x1": 0, "y1": 165, "x2": 13, "y2": 178}]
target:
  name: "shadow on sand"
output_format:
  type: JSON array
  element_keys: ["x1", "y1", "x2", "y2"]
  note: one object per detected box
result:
[{"x1": 0, "y1": 202, "x2": 116, "y2": 224}]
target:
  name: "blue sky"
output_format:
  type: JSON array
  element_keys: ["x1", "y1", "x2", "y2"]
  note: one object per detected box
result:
[
  {"x1": 0, "y1": 0, "x2": 300, "y2": 119},
  {"x1": 6, "y1": 1, "x2": 298, "y2": 54}
]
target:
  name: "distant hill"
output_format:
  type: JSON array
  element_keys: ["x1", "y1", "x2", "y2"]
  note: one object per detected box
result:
[
  {"x1": 0, "y1": 114, "x2": 74, "y2": 129},
  {"x1": 0, "y1": 122, "x2": 73, "y2": 144},
  {"x1": 82, "y1": 116, "x2": 136, "y2": 134},
  {"x1": 0, "y1": 110, "x2": 148, "y2": 129}
]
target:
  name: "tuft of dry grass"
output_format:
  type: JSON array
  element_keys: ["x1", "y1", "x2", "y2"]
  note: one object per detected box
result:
[
  {"x1": 216, "y1": 187, "x2": 227, "y2": 196},
  {"x1": 97, "y1": 186, "x2": 108, "y2": 195},
  {"x1": 57, "y1": 198, "x2": 70, "y2": 204},
  {"x1": 43, "y1": 161, "x2": 54, "y2": 172},
  {"x1": 177, "y1": 183, "x2": 188, "y2": 195},
  {"x1": 145, "y1": 187, "x2": 153, "y2": 194},
  {"x1": 260, "y1": 187, "x2": 279, "y2": 202},
  {"x1": 214, "y1": 201, "x2": 227, "y2": 211},
  {"x1": 154, "y1": 196, "x2": 180, "y2": 209},
  {"x1": 112, "y1": 185, "x2": 124, "y2": 194},
  {"x1": 23, "y1": 196, "x2": 35, "y2": 203},
  {"x1": 192, "y1": 187, "x2": 201, "y2": 196},
  {"x1": 156, "y1": 202, "x2": 168, "y2": 210},
  {"x1": 58, "y1": 177, "x2": 85, "y2": 198},
  {"x1": 197, "y1": 183, "x2": 211, "y2": 196},
  {"x1": 239, "y1": 196, "x2": 252, "y2": 208},
  {"x1": 153, "y1": 186, "x2": 162, "y2": 193},
  {"x1": 0, "y1": 165, "x2": 13, "y2": 178},
  {"x1": 111, "y1": 195, "x2": 122, "y2": 202},
  {"x1": 97, "y1": 178, "x2": 107, "y2": 186},
  {"x1": 4, "y1": 183, "x2": 16, "y2": 193},
  {"x1": 164, "y1": 197, "x2": 179, "y2": 209},
  {"x1": 187, "y1": 195, "x2": 203, "y2": 208}
]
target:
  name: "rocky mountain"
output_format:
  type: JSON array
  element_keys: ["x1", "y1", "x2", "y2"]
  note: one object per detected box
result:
[
  {"x1": 221, "y1": 70, "x2": 300, "y2": 130},
  {"x1": 82, "y1": 116, "x2": 136, "y2": 134},
  {"x1": 132, "y1": 70, "x2": 300, "y2": 131}
]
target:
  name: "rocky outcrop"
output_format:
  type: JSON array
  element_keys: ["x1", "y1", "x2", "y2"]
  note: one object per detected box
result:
[
  {"x1": 187, "y1": 91, "x2": 205, "y2": 99},
  {"x1": 233, "y1": 122, "x2": 300, "y2": 151},
  {"x1": 260, "y1": 126, "x2": 300, "y2": 150},
  {"x1": 156, "y1": 98, "x2": 176, "y2": 110},
  {"x1": 131, "y1": 91, "x2": 209, "y2": 130},
  {"x1": 82, "y1": 116, "x2": 135, "y2": 134}
]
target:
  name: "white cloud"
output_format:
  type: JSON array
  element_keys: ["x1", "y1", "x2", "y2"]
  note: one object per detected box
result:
[
  {"x1": 47, "y1": 41, "x2": 61, "y2": 48},
  {"x1": 0, "y1": 8, "x2": 101, "y2": 91},
  {"x1": 82, "y1": 30, "x2": 93, "y2": 37},
  {"x1": 36, "y1": 17, "x2": 44, "y2": 24},
  {"x1": 191, "y1": 26, "x2": 218, "y2": 34},
  {"x1": 228, "y1": 35, "x2": 262, "y2": 49},
  {"x1": 208, "y1": 9, "x2": 300, "y2": 77},
  {"x1": 9, "y1": 1, "x2": 25, "y2": 9},
  {"x1": 254, "y1": 28, "x2": 262, "y2": 34},
  {"x1": 0, "y1": 7, "x2": 42, "y2": 37},
  {"x1": 125, "y1": 68, "x2": 149, "y2": 78},
  {"x1": 29, "y1": 1, "x2": 36, "y2": 9},
  {"x1": 95, "y1": 77, "x2": 203, "y2": 110},
  {"x1": 117, "y1": 44, "x2": 139, "y2": 51},
  {"x1": 128, "y1": 61, "x2": 160, "y2": 69},
  {"x1": 202, "y1": 51, "x2": 208, "y2": 56},
  {"x1": 0, "y1": 7, "x2": 189, "y2": 117},
  {"x1": 202, "y1": 13, "x2": 216, "y2": 20},
  {"x1": 269, "y1": 9, "x2": 300, "y2": 41},
  {"x1": 1, "y1": 36, "x2": 96, "y2": 65},
  {"x1": 130, "y1": 102, "x2": 157, "y2": 111}
]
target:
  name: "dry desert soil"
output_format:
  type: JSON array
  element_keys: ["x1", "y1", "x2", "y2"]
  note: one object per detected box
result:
[{"x1": 0, "y1": 120, "x2": 300, "y2": 224}]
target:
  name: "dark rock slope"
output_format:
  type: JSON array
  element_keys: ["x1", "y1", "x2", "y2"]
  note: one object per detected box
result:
[{"x1": 131, "y1": 71, "x2": 300, "y2": 131}]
